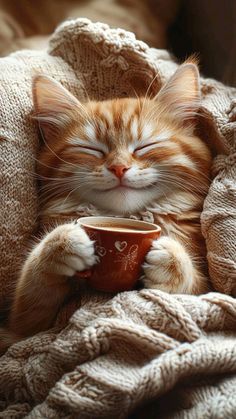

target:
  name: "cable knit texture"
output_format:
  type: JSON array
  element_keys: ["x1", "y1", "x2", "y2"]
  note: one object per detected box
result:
[{"x1": 0, "y1": 19, "x2": 236, "y2": 418}]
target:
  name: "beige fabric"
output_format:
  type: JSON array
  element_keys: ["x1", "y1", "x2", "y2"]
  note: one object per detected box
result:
[
  {"x1": 0, "y1": 0, "x2": 179, "y2": 56},
  {"x1": 0, "y1": 18, "x2": 236, "y2": 417},
  {"x1": 0, "y1": 290, "x2": 236, "y2": 418}
]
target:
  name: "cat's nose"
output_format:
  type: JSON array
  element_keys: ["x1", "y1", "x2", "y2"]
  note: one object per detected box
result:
[{"x1": 108, "y1": 164, "x2": 130, "y2": 179}]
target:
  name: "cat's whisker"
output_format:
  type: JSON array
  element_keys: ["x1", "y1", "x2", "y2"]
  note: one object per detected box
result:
[
  {"x1": 159, "y1": 173, "x2": 210, "y2": 192},
  {"x1": 38, "y1": 177, "x2": 98, "y2": 203},
  {"x1": 158, "y1": 177, "x2": 206, "y2": 195},
  {"x1": 26, "y1": 152, "x2": 78, "y2": 175},
  {"x1": 59, "y1": 185, "x2": 84, "y2": 207},
  {"x1": 40, "y1": 129, "x2": 80, "y2": 170},
  {"x1": 40, "y1": 186, "x2": 75, "y2": 197},
  {"x1": 157, "y1": 163, "x2": 211, "y2": 182},
  {"x1": 25, "y1": 171, "x2": 74, "y2": 182},
  {"x1": 140, "y1": 72, "x2": 160, "y2": 117}
]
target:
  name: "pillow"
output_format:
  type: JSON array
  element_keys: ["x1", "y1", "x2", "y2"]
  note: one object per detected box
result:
[{"x1": 0, "y1": 18, "x2": 235, "y2": 312}]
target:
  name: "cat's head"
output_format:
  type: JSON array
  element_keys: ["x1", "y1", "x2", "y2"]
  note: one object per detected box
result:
[{"x1": 33, "y1": 63, "x2": 210, "y2": 215}]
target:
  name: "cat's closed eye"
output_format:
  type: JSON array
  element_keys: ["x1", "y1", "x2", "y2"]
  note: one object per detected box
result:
[
  {"x1": 77, "y1": 145, "x2": 105, "y2": 158},
  {"x1": 133, "y1": 132, "x2": 170, "y2": 156},
  {"x1": 134, "y1": 142, "x2": 159, "y2": 156},
  {"x1": 69, "y1": 138, "x2": 107, "y2": 158}
]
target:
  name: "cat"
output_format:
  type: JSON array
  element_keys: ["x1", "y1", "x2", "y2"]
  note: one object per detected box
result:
[{"x1": 0, "y1": 62, "x2": 212, "y2": 353}]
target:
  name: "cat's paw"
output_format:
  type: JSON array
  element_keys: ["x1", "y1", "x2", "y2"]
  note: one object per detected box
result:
[
  {"x1": 142, "y1": 236, "x2": 194, "y2": 293},
  {"x1": 38, "y1": 223, "x2": 98, "y2": 277}
]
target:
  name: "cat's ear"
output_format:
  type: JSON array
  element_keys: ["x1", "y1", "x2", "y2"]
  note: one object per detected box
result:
[
  {"x1": 157, "y1": 63, "x2": 200, "y2": 124},
  {"x1": 32, "y1": 75, "x2": 81, "y2": 140}
]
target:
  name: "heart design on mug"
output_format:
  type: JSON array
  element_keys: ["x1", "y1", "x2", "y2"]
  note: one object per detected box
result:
[
  {"x1": 115, "y1": 241, "x2": 127, "y2": 252},
  {"x1": 96, "y1": 245, "x2": 106, "y2": 257}
]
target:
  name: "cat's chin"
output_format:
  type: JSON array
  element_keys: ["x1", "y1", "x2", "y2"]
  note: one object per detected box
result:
[{"x1": 84, "y1": 186, "x2": 159, "y2": 214}]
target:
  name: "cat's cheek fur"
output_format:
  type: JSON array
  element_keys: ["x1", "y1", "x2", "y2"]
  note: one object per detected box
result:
[{"x1": 142, "y1": 236, "x2": 195, "y2": 293}]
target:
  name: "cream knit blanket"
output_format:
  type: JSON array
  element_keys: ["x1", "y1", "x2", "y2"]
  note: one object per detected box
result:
[{"x1": 0, "y1": 19, "x2": 236, "y2": 418}]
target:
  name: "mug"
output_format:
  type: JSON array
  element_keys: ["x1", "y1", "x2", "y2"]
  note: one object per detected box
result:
[{"x1": 77, "y1": 216, "x2": 161, "y2": 292}]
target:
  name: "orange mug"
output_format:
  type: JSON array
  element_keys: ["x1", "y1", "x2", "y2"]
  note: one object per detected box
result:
[{"x1": 78, "y1": 216, "x2": 161, "y2": 292}]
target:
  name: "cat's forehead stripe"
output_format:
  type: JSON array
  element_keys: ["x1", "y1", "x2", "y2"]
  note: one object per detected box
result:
[
  {"x1": 121, "y1": 108, "x2": 136, "y2": 127},
  {"x1": 133, "y1": 130, "x2": 171, "y2": 150},
  {"x1": 84, "y1": 123, "x2": 96, "y2": 141},
  {"x1": 99, "y1": 108, "x2": 113, "y2": 126},
  {"x1": 141, "y1": 124, "x2": 154, "y2": 141},
  {"x1": 130, "y1": 118, "x2": 139, "y2": 140}
]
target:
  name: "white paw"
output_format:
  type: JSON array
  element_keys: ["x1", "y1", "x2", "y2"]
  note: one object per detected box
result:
[
  {"x1": 142, "y1": 236, "x2": 194, "y2": 293},
  {"x1": 38, "y1": 223, "x2": 98, "y2": 277}
]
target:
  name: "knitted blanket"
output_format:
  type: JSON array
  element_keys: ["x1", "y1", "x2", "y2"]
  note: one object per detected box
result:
[
  {"x1": 0, "y1": 19, "x2": 236, "y2": 418},
  {"x1": 0, "y1": 290, "x2": 236, "y2": 418}
]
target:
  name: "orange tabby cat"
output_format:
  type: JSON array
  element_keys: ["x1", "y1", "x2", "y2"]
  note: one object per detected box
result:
[{"x1": 0, "y1": 63, "x2": 212, "y2": 353}]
